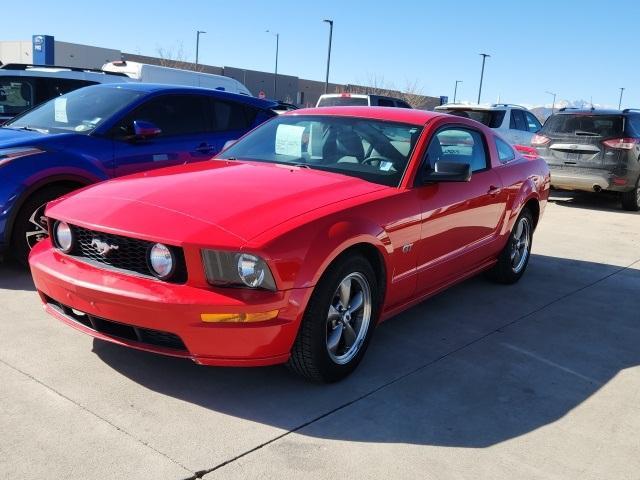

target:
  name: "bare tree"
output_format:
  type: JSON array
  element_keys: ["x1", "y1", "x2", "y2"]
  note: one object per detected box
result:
[
  {"x1": 339, "y1": 74, "x2": 434, "y2": 109},
  {"x1": 155, "y1": 42, "x2": 205, "y2": 72}
]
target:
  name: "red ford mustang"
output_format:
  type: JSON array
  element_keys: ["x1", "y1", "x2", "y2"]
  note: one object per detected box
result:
[{"x1": 29, "y1": 107, "x2": 550, "y2": 382}]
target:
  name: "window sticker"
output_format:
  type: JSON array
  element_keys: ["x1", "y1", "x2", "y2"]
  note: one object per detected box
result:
[
  {"x1": 379, "y1": 161, "x2": 393, "y2": 172},
  {"x1": 54, "y1": 97, "x2": 68, "y2": 123},
  {"x1": 275, "y1": 124, "x2": 306, "y2": 157}
]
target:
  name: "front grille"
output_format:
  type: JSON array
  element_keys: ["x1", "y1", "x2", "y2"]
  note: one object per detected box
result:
[
  {"x1": 66, "y1": 225, "x2": 187, "y2": 283},
  {"x1": 47, "y1": 297, "x2": 187, "y2": 352}
]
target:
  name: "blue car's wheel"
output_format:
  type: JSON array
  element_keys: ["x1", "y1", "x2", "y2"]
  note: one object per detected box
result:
[{"x1": 11, "y1": 186, "x2": 73, "y2": 266}]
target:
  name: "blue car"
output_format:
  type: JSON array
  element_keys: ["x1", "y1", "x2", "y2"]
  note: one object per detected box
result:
[{"x1": 0, "y1": 83, "x2": 277, "y2": 263}]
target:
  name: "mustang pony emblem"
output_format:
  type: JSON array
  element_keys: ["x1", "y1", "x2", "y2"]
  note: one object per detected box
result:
[{"x1": 91, "y1": 238, "x2": 119, "y2": 256}]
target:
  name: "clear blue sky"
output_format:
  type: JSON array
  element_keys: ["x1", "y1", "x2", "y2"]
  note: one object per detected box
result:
[{"x1": 5, "y1": 0, "x2": 639, "y2": 107}]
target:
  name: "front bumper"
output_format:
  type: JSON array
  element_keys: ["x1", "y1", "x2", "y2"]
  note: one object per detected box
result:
[
  {"x1": 548, "y1": 166, "x2": 637, "y2": 193},
  {"x1": 29, "y1": 240, "x2": 313, "y2": 367}
]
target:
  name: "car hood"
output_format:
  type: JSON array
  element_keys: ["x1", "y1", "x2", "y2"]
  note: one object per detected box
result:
[
  {"x1": 0, "y1": 127, "x2": 48, "y2": 147},
  {"x1": 47, "y1": 160, "x2": 388, "y2": 247}
]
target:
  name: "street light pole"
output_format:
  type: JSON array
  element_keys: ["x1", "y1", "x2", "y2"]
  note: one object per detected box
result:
[
  {"x1": 618, "y1": 87, "x2": 625, "y2": 110},
  {"x1": 195, "y1": 30, "x2": 206, "y2": 67},
  {"x1": 453, "y1": 80, "x2": 462, "y2": 103},
  {"x1": 323, "y1": 19, "x2": 334, "y2": 94},
  {"x1": 545, "y1": 91, "x2": 557, "y2": 114},
  {"x1": 477, "y1": 53, "x2": 490, "y2": 104},
  {"x1": 266, "y1": 30, "x2": 279, "y2": 99}
]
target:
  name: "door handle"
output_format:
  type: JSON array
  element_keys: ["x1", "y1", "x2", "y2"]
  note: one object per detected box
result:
[{"x1": 488, "y1": 185, "x2": 502, "y2": 196}]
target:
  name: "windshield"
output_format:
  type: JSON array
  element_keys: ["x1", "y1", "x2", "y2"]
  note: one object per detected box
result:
[
  {"x1": 440, "y1": 109, "x2": 505, "y2": 128},
  {"x1": 542, "y1": 114, "x2": 624, "y2": 137},
  {"x1": 317, "y1": 96, "x2": 369, "y2": 107},
  {"x1": 218, "y1": 115, "x2": 422, "y2": 187},
  {"x1": 4, "y1": 85, "x2": 143, "y2": 134}
]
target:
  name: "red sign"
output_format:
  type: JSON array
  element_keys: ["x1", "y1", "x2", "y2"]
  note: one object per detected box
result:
[{"x1": 258, "y1": 90, "x2": 266, "y2": 99}]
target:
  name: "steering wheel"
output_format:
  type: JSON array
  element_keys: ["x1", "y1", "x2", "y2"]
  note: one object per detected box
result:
[{"x1": 362, "y1": 155, "x2": 396, "y2": 167}]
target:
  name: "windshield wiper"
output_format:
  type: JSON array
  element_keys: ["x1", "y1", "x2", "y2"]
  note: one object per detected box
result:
[{"x1": 574, "y1": 130, "x2": 599, "y2": 136}]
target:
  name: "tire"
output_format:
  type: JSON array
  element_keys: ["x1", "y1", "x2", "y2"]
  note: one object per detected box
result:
[
  {"x1": 10, "y1": 186, "x2": 73, "y2": 266},
  {"x1": 486, "y1": 209, "x2": 534, "y2": 284},
  {"x1": 287, "y1": 254, "x2": 380, "y2": 383},
  {"x1": 621, "y1": 178, "x2": 640, "y2": 212}
]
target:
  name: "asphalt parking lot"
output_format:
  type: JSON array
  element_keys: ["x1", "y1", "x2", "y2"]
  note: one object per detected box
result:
[{"x1": 0, "y1": 191, "x2": 638, "y2": 480}]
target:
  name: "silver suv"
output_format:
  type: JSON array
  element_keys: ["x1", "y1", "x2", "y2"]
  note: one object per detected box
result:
[
  {"x1": 434, "y1": 103, "x2": 542, "y2": 146},
  {"x1": 0, "y1": 63, "x2": 131, "y2": 124}
]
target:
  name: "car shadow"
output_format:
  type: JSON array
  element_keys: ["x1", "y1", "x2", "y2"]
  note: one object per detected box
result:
[
  {"x1": 91, "y1": 253, "x2": 640, "y2": 448},
  {"x1": 0, "y1": 259, "x2": 36, "y2": 291},
  {"x1": 549, "y1": 189, "x2": 638, "y2": 214}
]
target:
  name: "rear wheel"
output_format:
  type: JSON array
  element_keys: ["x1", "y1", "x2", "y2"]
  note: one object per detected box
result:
[
  {"x1": 287, "y1": 254, "x2": 379, "y2": 383},
  {"x1": 11, "y1": 186, "x2": 73, "y2": 266},
  {"x1": 621, "y1": 178, "x2": 640, "y2": 211},
  {"x1": 486, "y1": 209, "x2": 534, "y2": 284}
]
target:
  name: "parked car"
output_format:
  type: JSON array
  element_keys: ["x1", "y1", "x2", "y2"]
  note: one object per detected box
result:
[
  {"x1": 316, "y1": 93, "x2": 412, "y2": 108},
  {"x1": 531, "y1": 108, "x2": 640, "y2": 211},
  {"x1": 271, "y1": 101, "x2": 299, "y2": 114},
  {"x1": 0, "y1": 83, "x2": 277, "y2": 263},
  {"x1": 435, "y1": 103, "x2": 542, "y2": 146},
  {"x1": 0, "y1": 63, "x2": 132, "y2": 124},
  {"x1": 102, "y1": 61, "x2": 252, "y2": 96},
  {"x1": 30, "y1": 107, "x2": 550, "y2": 382}
]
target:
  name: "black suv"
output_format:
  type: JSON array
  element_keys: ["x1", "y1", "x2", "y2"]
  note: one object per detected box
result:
[{"x1": 532, "y1": 108, "x2": 640, "y2": 211}]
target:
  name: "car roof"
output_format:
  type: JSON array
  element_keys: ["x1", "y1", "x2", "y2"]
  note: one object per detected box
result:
[
  {"x1": 436, "y1": 103, "x2": 526, "y2": 111},
  {"x1": 82, "y1": 83, "x2": 278, "y2": 108},
  {"x1": 555, "y1": 108, "x2": 624, "y2": 115},
  {"x1": 285, "y1": 106, "x2": 444, "y2": 126}
]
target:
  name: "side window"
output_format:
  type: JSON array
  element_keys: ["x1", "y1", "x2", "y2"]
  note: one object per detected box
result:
[
  {"x1": 395, "y1": 100, "x2": 412, "y2": 109},
  {"x1": 495, "y1": 137, "x2": 515, "y2": 164},
  {"x1": 425, "y1": 127, "x2": 488, "y2": 173},
  {"x1": 524, "y1": 112, "x2": 542, "y2": 133},
  {"x1": 47, "y1": 78, "x2": 96, "y2": 98},
  {"x1": 0, "y1": 77, "x2": 34, "y2": 115},
  {"x1": 377, "y1": 98, "x2": 395, "y2": 107},
  {"x1": 509, "y1": 110, "x2": 528, "y2": 131},
  {"x1": 114, "y1": 94, "x2": 209, "y2": 138},
  {"x1": 210, "y1": 99, "x2": 254, "y2": 132}
]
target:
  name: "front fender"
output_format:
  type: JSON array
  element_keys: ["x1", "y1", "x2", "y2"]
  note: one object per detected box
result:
[{"x1": 252, "y1": 215, "x2": 391, "y2": 291}]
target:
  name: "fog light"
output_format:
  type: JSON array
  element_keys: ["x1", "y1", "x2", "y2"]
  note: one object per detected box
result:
[
  {"x1": 200, "y1": 310, "x2": 279, "y2": 323},
  {"x1": 148, "y1": 243, "x2": 175, "y2": 279},
  {"x1": 54, "y1": 221, "x2": 74, "y2": 253}
]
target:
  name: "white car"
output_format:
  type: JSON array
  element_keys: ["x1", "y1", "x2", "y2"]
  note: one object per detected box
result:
[
  {"x1": 316, "y1": 93, "x2": 412, "y2": 108},
  {"x1": 0, "y1": 63, "x2": 132, "y2": 123},
  {"x1": 102, "y1": 61, "x2": 252, "y2": 96},
  {"x1": 434, "y1": 103, "x2": 542, "y2": 146}
]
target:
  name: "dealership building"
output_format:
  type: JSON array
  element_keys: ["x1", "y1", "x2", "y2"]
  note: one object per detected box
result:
[{"x1": 0, "y1": 35, "x2": 442, "y2": 109}]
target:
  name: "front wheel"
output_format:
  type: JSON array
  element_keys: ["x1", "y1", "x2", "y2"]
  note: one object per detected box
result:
[
  {"x1": 486, "y1": 209, "x2": 534, "y2": 284},
  {"x1": 11, "y1": 186, "x2": 73, "y2": 266},
  {"x1": 287, "y1": 254, "x2": 379, "y2": 383}
]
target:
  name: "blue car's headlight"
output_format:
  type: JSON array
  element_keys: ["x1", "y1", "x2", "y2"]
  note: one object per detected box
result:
[{"x1": 0, "y1": 147, "x2": 44, "y2": 166}]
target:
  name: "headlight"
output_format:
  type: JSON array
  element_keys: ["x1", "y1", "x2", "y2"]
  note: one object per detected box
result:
[
  {"x1": 0, "y1": 147, "x2": 44, "y2": 167},
  {"x1": 53, "y1": 221, "x2": 74, "y2": 253},
  {"x1": 148, "y1": 243, "x2": 175, "y2": 279},
  {"x1": 202, "y1": 250, "x2": 276, "y2": 290}
]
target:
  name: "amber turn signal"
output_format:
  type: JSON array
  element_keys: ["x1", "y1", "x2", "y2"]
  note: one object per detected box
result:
[{"x1": 200, "y1": 310, "x2": 279, "y2": 323}]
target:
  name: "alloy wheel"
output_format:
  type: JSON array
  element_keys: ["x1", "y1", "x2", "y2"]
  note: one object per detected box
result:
[
  {"x1": 326, "y1": 272, "x2": 372, "y2": 365},
  {"x1": 511, "y1": 216, "x2": 531, "y2": 274},
  {"x1": 25, "y1": 203, "x2": 49, "y2": 250}
]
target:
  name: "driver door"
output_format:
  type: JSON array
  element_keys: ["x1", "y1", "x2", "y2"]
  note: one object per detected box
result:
[{"x1": 414, "y1": 126, "x2": 508, "y2": 294}]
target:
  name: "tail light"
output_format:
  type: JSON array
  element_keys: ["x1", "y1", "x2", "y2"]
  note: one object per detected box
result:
[
  {"x1": 531, "y1": 134, "x2": 550, "y2": 146},
  {"x1": 514, "y1": 145, "x2": 538, "y2": 159},
  {"x1": 602, "y1": 138, "x2": 639, "y2": 150}
]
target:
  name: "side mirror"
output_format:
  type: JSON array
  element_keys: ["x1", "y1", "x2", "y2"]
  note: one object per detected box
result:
[
  {"x1": 132, "y1": 120, "x2": 161, "y2": 140},
  {"x1": 422, "y1": 161, "x2": 472, "y2": 183}
]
